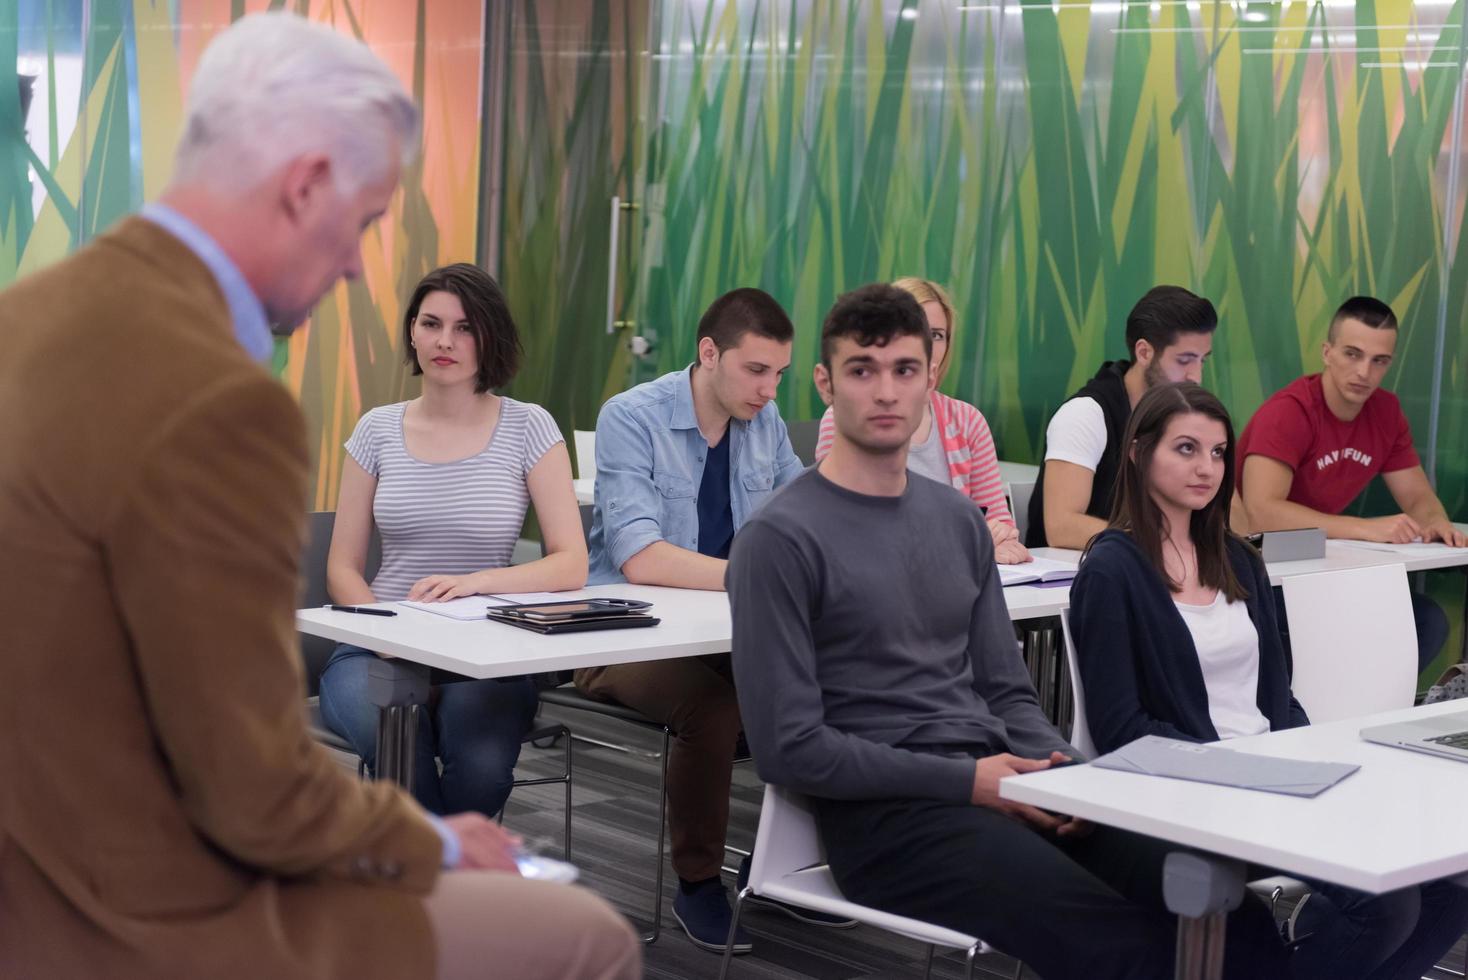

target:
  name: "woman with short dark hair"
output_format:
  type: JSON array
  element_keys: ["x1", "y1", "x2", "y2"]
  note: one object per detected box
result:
[
  {"x1": 319, "y1": 263, "x2": 587, "y2": 817},
  {"x1": 1070, "y1": 382, "x2": 1468, "y2": 980}
]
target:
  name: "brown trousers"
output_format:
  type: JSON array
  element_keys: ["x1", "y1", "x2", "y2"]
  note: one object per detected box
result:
[
  {"x1": 426, "y1": 872, "x2": 640, "y2": 980},
  {"x1": 575, "y1": 654, "x2": 741, "y2": 882}
]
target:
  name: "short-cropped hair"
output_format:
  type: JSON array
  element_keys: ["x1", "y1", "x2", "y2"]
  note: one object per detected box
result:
[
  {"x1": 1125, "y1": 286, "x2": 1218, "y2": 359},
  {"x1": 695, "y1": 288, "x2": 795, "y2": 352},
  {"x1": 820, "y1": 284, "x2": 931, "y2": 366},
  {"x1": 1329, "y1": 296, "x2": 1398, "y2": 341},
  {"x1": 173, "y1": 13, "x2": 420, "y2": 193},
  {"x1": 403, "y1": 264, "x2": 523, "y2": 394}
]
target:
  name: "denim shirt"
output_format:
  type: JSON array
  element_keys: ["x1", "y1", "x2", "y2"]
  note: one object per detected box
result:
[{"x1": 588, "y1": 367, "x2": 805, "y2": 585}]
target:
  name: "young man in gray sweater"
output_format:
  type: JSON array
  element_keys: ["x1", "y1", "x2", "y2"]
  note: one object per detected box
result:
[{"x1": 725, "y1": 284, "x2": 1288, "y2": 980}]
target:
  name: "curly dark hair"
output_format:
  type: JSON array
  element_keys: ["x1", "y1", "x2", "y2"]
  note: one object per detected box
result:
[
  {"x1": 819, "y1": 283, "x2": 931, "y2": 367},
  {"x1": 403, "y1": 263, "x2": 523, "y2": 393}
]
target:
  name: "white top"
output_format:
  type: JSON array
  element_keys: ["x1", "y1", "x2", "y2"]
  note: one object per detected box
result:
[
  {"x1": 907, "y1": 417, "x2": 952, "y2": 485},
  {"x1": 1043, "y1": 396, "x2": 1107, "y2": 471},
  {"x1": 1173, "y1": 592, "x2": 1270, "y2": 739},
  {"x1": 1002, "y1": 699, "x2": 1468, "y2": 894},
  {"x1": 345, "y1": 398, "x2": 563, "y2": 601}
]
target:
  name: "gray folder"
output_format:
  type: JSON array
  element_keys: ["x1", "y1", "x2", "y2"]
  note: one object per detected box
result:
[{"x1": 1090, "y1": 735, "x2": 1359, "y2": 798}]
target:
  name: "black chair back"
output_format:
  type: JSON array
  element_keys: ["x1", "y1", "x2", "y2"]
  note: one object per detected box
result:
[
  {"x1": 300, "y1": 512, "x2": 380, "y2": 695},
  {"x1": 786, "y1": 418, "x2": 822, "y2": 466}
]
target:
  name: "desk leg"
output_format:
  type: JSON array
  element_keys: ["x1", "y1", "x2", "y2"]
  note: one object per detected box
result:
[
  {"x1": 366, "y1": 660, "x2": 432, "y2": 790},
  {"x1": 1163, "y1": 852, "x2": 1245, "y2": 980}
]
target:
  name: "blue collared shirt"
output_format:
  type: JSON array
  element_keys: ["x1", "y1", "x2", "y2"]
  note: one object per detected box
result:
[
  {"x1": 588, "y1": 367, "x2": 805, "y2": 584},
  {"x1": 138, "y1": 203, "x2": 274, "y2": 363}
]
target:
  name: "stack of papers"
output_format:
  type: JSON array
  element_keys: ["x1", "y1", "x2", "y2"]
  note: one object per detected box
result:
[
  {"x1": 999, "y1": 556, "x2": 1079, "y2": 588},
  {"x1": 1336, "y1": 539, "x2": 1468, "y2": 559},
  {"x1": 399, "y1": 593, "x2": 570, "y2": 620}
]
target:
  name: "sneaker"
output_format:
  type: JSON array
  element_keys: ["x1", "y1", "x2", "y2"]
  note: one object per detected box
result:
[
  {"x1": 737, "y1": 854, "x2": 859, "y2": 929},
  {"x1": 672, "y1": 878, "x2": 754, "y2": 954}
]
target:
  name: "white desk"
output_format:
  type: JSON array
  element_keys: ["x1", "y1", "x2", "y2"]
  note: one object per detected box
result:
[
  {"x1": 999, "y1": 546, "x2": 1076, "y2": 619},
  {"x1": 1331, "y1": 525, "x2": 1468, "y2": 574},
  {"x1": 297, "y1": 579, "x2": 1070, "y2": 681},
  {"x1": 1024, "y1": 541, "x2": 1443, "y2": 587},
  {"x1": 574, "y1": 478, "x2": 594, "y2": 505},
  {"x1": 1001, "y1": 700, "x2": 1468, "y2": 895},
  {"x1": 999, "y1": 583, "x2": 1071, "y2": 620},
  {"x1": 297, "y1": 585, "x2": 728, "y2": 680}
]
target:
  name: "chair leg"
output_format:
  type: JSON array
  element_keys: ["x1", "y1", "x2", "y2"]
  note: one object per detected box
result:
[
  {"x1": 922, "y1": 944, "x2": 935, "y2": 980},
  {"x1": 1011, "y1": 955, "x2": 1024, "y2": 980},
  {"x1": 640, "y1": 726, "x2": 671, "y2": 945},
  {"x1": 717, "y1": 886, "x2": 751, "y2": 980},
  {"x1": 561, "y1": 726, "x2": 573, "y2": 861}
]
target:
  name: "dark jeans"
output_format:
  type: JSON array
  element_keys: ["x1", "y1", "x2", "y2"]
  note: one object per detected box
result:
[
  {"x1": 814, "y1": 795, "x2": 1291, "y2": 980},
  {"x1": 1274, "y1": 587, "x2": 1449, "y2": 675},
  {"x1": 1292, "y1": 877, "x2": 1468, "y2": 980},
  {"x1": 318, "y1": 644, "x2": 539, "y2": 816}
]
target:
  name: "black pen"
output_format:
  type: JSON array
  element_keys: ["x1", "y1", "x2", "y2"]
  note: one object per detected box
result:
[{"x1": 325, "y1": 604, "x2": 398, "y2": 617}]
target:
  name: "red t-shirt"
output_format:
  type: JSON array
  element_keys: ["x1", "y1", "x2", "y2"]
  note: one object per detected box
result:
[{"x1": 1237, "y1": 374, "x2": 1419, "y2": 515}]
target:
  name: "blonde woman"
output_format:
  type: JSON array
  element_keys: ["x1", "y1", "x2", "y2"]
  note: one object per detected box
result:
[{"x1": 816, "y1": 277, "x2": 1029, "y2": 564}]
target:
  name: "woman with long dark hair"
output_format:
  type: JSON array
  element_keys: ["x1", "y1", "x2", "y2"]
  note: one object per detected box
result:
[{"x1": 1069, "y1": 382, "x2": 1468, "y2": 980}]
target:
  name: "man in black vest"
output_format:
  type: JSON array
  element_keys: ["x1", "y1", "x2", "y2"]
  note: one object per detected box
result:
[{"x1": 1026, "y1": 286, "x2": 1218, "y2": 548}]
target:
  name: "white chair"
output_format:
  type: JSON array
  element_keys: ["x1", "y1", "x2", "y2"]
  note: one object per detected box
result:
[
  {"x1": 1280, "y1": 563, "x2": 1417, "y2": 723},
  {"x1": 573, "y1": 429, "x2": 597, "y2": 481},
  {"x1": 719, "y1": 784, "x2": 1021, "y2": 980},
  {"x1": 1059, "y1": 610, "x2": 1096, "y2": 758}
]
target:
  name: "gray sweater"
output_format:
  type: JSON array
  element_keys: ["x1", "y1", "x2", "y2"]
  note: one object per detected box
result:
[{"x1": 727, "y1": 467, "x2": 1075, "y2": 804}]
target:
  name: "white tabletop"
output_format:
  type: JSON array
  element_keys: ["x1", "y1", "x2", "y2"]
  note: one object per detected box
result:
[
  {"x1": 1001, "y1": 700, "x2": 1468, "y2": 894},
  {"x1": 574, "y1": 478, "x2": 595, "y2": 505},
  {"x1": 298, "y1": 577, "x2": 1070, "y2": 679},
  {"x1": 1328, "y1": 524, "x2": 1468, "y2": 574},
  {"x1": 297, "y1": 585, "x2": 730, "y2": 680},
  {"x1": 1023, "y1": 539, "x2": 1468, "y2": 586},
  {"x1": 999, "y1": 582, "x2": 1071, "y2": 620}
]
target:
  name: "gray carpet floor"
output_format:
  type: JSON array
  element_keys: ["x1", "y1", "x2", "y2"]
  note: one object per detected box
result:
[{"x1": 487, "y1": 706, "x2": 1468, "y2": 980}]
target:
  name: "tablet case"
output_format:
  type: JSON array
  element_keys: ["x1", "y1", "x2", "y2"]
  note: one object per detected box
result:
[{"x1": 485, "y1": 610, "x2": 661, "y2": 635}]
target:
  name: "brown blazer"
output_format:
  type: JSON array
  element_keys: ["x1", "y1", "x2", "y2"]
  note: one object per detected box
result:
[{"x1": 0, "y1": 218, "x2": 442, "y2": 978}]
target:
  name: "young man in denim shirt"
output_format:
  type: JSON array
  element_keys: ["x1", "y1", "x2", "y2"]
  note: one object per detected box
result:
[{"x1": 578, "y1": 288, "x2": 830, "y2": 952}]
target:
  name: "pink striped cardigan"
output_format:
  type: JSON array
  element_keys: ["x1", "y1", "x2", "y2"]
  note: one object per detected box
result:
[{"x1": 814, "y1": 391, "x2": 1013, "y2": 525}]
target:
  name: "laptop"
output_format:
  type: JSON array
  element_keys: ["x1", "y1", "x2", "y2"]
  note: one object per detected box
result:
[{"x1": 1360, "y1": 710, "x2": 1468, "y2": 762}]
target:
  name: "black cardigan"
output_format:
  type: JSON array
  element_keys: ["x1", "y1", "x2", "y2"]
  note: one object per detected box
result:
[{"x1": 1068, "y1": 529, "x2": 1309, "y2": 753}]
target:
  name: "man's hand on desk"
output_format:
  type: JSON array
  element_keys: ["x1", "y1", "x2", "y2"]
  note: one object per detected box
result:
[
  {"x1": 443, "y1": 813, "x2": 522, "y2": 873},
  {"x1": 1421, "y1": 520, "x2": 1468, "y2": 548},
  {"x1": 1357, "y1": 513, "x2": 1423, "y2": 544}
]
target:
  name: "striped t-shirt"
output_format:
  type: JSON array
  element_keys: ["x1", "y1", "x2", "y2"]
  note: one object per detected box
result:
[{"x1": 345, "y1": 398, "x2": 564, "y2": 602}]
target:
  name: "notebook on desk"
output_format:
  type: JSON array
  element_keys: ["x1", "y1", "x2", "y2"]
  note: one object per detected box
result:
[
  {"x1": 398, "y1": 592, "x2": 570, "y2": 620},
  {"x1": 999, "y1": 556, "x2": 1078, "y2": 588}
]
